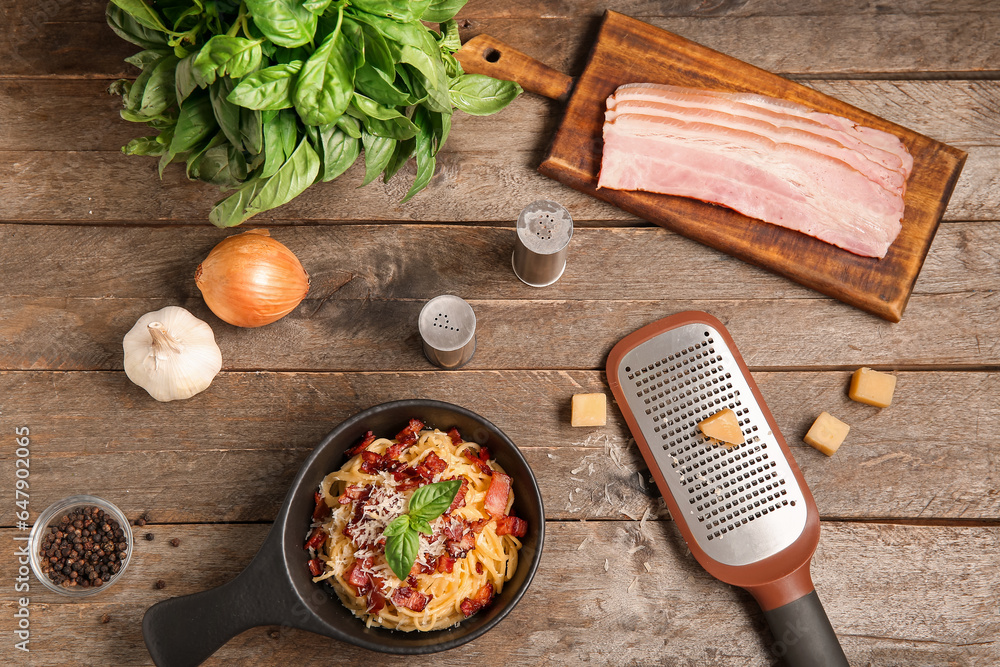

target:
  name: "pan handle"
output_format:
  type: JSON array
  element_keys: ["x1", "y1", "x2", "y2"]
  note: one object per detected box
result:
[
  {"x1": 142, "y1": 538, "x2": 322, "y2": 667},
  {"x1": 456, "y1": 35, "x2": 574, "y2": 102},
  {"x1": 761, "y1": 589, "x2": 849, "y2": 667}
]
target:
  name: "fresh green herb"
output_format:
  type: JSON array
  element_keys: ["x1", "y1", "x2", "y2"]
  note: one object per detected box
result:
[
  {"x1": 383, "y1": 479, "x2": 462, "y2": 581},
  {"x1": 106, "y1": 0, "x2": 522, "y2": 226}
]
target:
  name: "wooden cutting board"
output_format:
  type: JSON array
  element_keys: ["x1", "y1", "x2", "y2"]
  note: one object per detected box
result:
[{"x1": 456, "y1": 10, "x2": 966, "y2": 322}]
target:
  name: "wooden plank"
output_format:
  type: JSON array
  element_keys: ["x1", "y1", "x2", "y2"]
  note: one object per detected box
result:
[
  {"x1": 2, "y1": 223, "x2": 996, "y2": 300},
  {"x1": 5, "y1": 2, "x2": 1000, "y2": 78},
  {"x1": 0, "y1": 144, "x2": 996, "y2": 223},
  {"x1": 4, "y1": 79, "x2": 998, "y2": 154},
  {"x1": 0, "y1": 370, "x2": 996, "y2": 522},
  {"x1": 1, "y1": 290, "x2": 997, "y2": 372},
  {"x1": 507, "y1": 11, "x2": 964, "y2": 321},
  {"x1": 1, "y1": 522, "x2": 996, "y2": 665}
]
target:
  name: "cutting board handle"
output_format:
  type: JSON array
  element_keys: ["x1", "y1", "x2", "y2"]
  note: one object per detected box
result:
[{"x1": 456, "y1": 34, "x2": 574, "y2": 102}]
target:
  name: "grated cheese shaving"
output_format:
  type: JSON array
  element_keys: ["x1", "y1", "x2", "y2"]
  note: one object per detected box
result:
[{"x1": 627, "y1": 576, "x2": 638, "y2": 593}]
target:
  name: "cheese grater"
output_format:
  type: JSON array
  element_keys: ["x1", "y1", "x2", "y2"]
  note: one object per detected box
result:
[{"x1": 607, "y1": 312, "x2": 848, "y2": 666}]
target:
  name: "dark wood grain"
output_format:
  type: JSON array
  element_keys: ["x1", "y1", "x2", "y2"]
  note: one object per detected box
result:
[
  {"x1": 0, "y1": 370, "x2": 996, "y2": 523},
  {"x1": 3, "y1": 224, "x2": 996, "y2": 300},
  {"x1": 1, "y1": 522, "x2": 996, "y2": 665},
  {"x1": 508, "y1": 11, "x2": 965, "y2": 322},
  {"x1": 2, "y1": 290, "x2": 997, "y2": 372}
]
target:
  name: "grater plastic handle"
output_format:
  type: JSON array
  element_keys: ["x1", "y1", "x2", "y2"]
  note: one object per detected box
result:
[{"x1": 762, "y1": 590, "x2": 849, "y2": 666}]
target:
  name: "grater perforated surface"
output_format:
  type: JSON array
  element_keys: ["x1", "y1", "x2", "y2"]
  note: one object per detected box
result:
[{"x1": 616, "y1": 321, "x2": 808, "y2": 566}]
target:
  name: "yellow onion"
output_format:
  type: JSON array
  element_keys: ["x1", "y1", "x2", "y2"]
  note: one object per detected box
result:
[{"x1": 195, "y1": 229, "x2": 310, "y2": 328}]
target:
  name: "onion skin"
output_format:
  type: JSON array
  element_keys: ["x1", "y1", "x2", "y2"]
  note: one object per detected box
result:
[{"x1": 195, "y1": 229, "x2": 310, "y2": 328}]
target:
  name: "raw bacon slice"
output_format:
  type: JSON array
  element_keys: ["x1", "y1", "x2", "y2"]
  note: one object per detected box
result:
[
  {"x1": 495, "y1": 515, "x2": 528, "y2": 537},
  {"x1": 612, "y1": 83, "x2": 912, "y2": 176},
  {"x1": 599, "y1": 84, "x2": 911, "y2": 258}
]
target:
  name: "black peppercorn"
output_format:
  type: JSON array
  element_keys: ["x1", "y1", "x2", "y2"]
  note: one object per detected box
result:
[
  {"x1": 170, "y1": 538, "x2": 180, "y2": 547},
  {"x1": 38, "y1": 506, "x2": 128, "y2": 590},
  {"x1": 155, "y1": 579, "x2": 166, "y2": 590},
  {"x1": 145, "y1": 533, "x2": 154, "y2": 542}
]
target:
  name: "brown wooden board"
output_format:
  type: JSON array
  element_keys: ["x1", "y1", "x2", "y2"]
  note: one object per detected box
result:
[{"x1": 459, "y1": 11, "x2": 967, "y2": 322}]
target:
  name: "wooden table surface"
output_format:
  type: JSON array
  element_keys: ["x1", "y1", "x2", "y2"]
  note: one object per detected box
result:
[{"x1": 2, "y1": 1, "x2": 998, "y2": 665}]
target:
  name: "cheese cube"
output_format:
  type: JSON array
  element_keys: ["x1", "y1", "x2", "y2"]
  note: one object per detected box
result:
[
  {"x1": 849, "y1": 367, "x2": 897, "y2": 408},
  {"x1": 698, "y1": 408, "x2": 744, "y2": 447},
  {"x1": 804, "y1": 412, "x2": 850, "y2": 456},
  {"x1": 571, "y1": 393, "x2": 607, "y2": 427}
]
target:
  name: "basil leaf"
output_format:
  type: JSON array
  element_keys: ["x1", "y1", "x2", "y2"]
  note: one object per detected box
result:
[
  {"x1": 449, "y1": 74, "x2": 522, "y2": 116},
  {"x1": 107, "y1": 4, "x2": 171, "y2": 49},
  {"x1": 293, "y1": 12, "x2": 354, "y2": 126},
  {"x1": 351, "y1": 13, "x2": 450, "y2": 113},
  {"x1": 350, "y1": 0, "x2": 432, "y2": 23},
  {"x1": 407, "y1": 479, "x2": 462, "y2": 521},
  {"x1": 336, "y1": 114, "x2": 362, "y2": 139},
  {"x1": 189, "y1": 137, "x2": 247, "y2": 188},
  {"x1": 383, "y1": 137, "x2": 414, "y2": 182},
  {"x1": 240, "y1": 107, "x2": 264, "y2": 155},
  {"x1": 246, "y1": 0, "x2": 318, "y2": 48},
  {"x1": 384, "y1": 527, "x2": 420, "y2": 581},
  {"x1": 355, "y1": 64, "x2": 412, "y2": 107},
  {"x1": 428, "y1": 109, "x2": 451, "y2": 155},
  {"x1": 227, "y1": 61, "x2": 303, "y2": 110},
  {"x1": 174, "y1": 54, "x2": 199, "y2": 105},
  {"x1": 209, "y1": 78, "x2": 244, "y2": 151},
  {"x1": 261, "y1": 109, "x2": 298, "y2": 178},
  {"x1": 382, "y1": 515, "x2": 410, "y2": 538},
  {"x1": 438, "y1": 19, "x2": 461, "y2": 53},
  {"x1": 109, "y1": 0, "x2": 172, "y2": 35},
  {"x1": 302, "y1": 0, "x2": 333, "y2": 14},
  {"x1": 410, "y1": 517, "x2": 432, "y2": 536},
  {"x1": 421, "y1": 0, "x2": 468, "y2": 23},
  {"x1": 122, "y1": 136, "x2": 166, "y2": 156},
  {"x1": 125, "y1": 48, "x2": 171, "y2": 70},
  {"x1": 209, "y1": 176, "x2": 267, "y2": 227},
  {"x1": 243, "y1": 136, "x2": 320, "y2": 217},
  {"x1": 139, "y1": 55, "x2": 179, "y2": 117},
  {"x1": 361, "y1": 132, "x2": 396, "y2": 185},
  {"x1": 316, "y1": 122, "x2": 360, "y2": 182},
  {"x1": 168, "y1": 93, "x2": 217, "y2": 155},
  {"x1": 192, "y1": 36, "x2": 264, "y2": 88},
  {"x1": 357, "y1": 20, "x2": 394, "y2": 76},
  {"x1": 402, "y1": 107, "x2": 436, "y2": 202}
]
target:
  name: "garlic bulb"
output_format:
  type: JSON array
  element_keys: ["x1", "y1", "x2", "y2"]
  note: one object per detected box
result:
[{"x1": 123, "y1": 306, "x2": 223, "y2": 402}]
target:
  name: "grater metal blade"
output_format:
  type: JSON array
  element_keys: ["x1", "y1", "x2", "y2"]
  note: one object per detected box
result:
[{"x1": 607, "y1": 311, "x2": 848, "y2": 667}]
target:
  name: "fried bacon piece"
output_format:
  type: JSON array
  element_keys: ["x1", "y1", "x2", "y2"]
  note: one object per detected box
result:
[
  {"x1": 393, "y1": 418, "x2": 425, "y2": 449},
  {"x1": 446, "y1": 427, "x2": 462, "y2": 445},
  {"x1": 360, "y1": 450, "x2": 398, "y2": 474},
  {"x1": 313, "y1": 491, "x2": 332, "y2": 521},
  {"x1": 462, "y1": 449, "x2": 493, "y2": 477},
  {"x1": 337, "y1": 484, "x2": 371, "y2": 505},
  {"x1": 478, "y1": 446, "x2": 490, "y2": 462},
  {"x1": 391, "y1": 465, "x2": 424, "y2": 492},
  {"x1": 467, "y1": 519, "x2": 489, "y2": 534},
  {"x1": 445, "y1": 478, "x2": 469, "y2": 514},
  {"x1": 304, "y1": 527, "x2": 327, "y2": 551},
  {"x1": 446, "y1": 529, "x2": 476, "y2": 558},
  {"x1": 307, "y1": 558, "x2": 324, "y2": 577},
  {"x1": 460, "y1": 583, "x2": 495, "y2": 617},
  {"x1": 345, "y1": 559, "x2": 373, "y2": 596},
  {"x1": 392, "y1": 586, "x2": 430, "y2": 612},
  {"x1": 436, "y1": 555, "x2": 455, "y2": 573},
  {"x1": 483, "y1": 471, "x2": 512, "y2": 518},
  {"x1": 415, "y1": 452, "x2": 447, "y2": 481},
  {"x1": 366, "y1": 586, "x2": 386, "y2": 614},
  {"x1": 345, "y1": 430, "x2": 377, "y2": 458},
  {"x1": 494, "y1": 515, "x2": 528, "y2": 537}
]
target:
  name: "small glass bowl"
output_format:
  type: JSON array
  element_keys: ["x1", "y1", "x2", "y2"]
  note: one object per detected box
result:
[{"x1": 28, "y1": 495, "x2": 133, "y2": 597}]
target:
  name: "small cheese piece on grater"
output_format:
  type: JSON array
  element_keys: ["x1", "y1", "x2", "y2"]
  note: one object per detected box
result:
[
  {"x1": 571, "y1": 393, "x2": 607, "y2": 427},
  {"x1": 804, "y1": 412, "x2": 850, "y2": 456},
  {"x1": 849, "y1": 367, "x2": 897, "y2": 408},
  {"x1": 698, "y1": 408, "x2": 744, "y2": 447}
]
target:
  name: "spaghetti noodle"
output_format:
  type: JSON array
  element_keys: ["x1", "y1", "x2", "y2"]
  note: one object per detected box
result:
[{"x1": 304, "y1": 421, "x2": 527, "y2": 631}]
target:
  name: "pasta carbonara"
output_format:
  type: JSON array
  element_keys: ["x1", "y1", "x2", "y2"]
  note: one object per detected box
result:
[{"x1": 304, "y1": 420, "x2": 527, "y2": 631}]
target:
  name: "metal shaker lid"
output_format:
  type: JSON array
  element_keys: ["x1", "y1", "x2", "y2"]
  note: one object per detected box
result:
[
  {"x1": 512, "y1": 200, "x2": 573, "y2": 287},
  {"x1": 418, "y1": 295, "x2": 477, "y2": 369}
]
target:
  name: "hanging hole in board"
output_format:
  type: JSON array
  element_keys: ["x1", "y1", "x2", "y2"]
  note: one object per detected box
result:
[{"x1": 484, "y1": 48, "x2": 501, "y2": 63}]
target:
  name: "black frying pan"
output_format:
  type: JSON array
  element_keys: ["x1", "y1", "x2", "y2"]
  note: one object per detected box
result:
[{"x1": 142, "y1": 400, "x2": 545, "y2": 666}]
